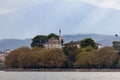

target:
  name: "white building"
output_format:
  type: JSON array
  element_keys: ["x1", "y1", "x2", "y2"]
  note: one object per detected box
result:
[{"x1": 44, "y1": 30, "x2": 62, "y2": 49}]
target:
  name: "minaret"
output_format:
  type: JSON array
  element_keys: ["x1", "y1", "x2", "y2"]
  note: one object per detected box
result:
[{"x1": 59, "y1": 29, "x2": 62, "y2": 44}]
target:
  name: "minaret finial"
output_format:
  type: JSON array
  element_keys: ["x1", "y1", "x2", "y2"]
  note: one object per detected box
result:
[
  {"x1": 59, "y1": 29, "x2": 61, "y2": 43},
  {"x1": 59, "y1": 29, "x2": 61, "y2": 36}
]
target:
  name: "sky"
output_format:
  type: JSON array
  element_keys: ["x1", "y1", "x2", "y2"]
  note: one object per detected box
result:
[
  {"x1": 1, "y1": 0, "x2": 120, "y2": 14},
  {"x1": 0, "y1": 0, "x2": 120, "y2": 39}
]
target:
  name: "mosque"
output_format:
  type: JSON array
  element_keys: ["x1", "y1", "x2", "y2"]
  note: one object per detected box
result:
[{"x1": 44, "y1": 30, "x2": 62, "y2": 49}]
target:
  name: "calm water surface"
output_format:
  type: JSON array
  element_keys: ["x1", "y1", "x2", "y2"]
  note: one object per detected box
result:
[{"x1": 0, "y1": 71, "x2": 120, "y2": 80}]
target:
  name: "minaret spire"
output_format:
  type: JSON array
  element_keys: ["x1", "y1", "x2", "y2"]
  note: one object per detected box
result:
[{"x1": 59, "y1": 29, "x2": 62, "y2": 43}]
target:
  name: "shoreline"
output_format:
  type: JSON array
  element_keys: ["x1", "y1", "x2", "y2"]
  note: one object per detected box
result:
[{"x1": 3, "y1": 69, "x2": 120, "y2": 72}]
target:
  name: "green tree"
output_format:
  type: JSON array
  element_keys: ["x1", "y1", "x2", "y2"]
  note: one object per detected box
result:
[
  {"x1": 97, "y1": 47, "x2": 118, "y2": 68},
  {"x1": 5, "y1": 47, "x2": 31, "y2": 69},
  {"x1": 63, "y1": 46, "x2": 79, "y2": 68},
  {"x1": 74, "y1": 51, "x2": 97, "y2": 68},
  {"x1": 5, "y1": 50, "x2": 19, "y2": 68},
  {"x1": 48, "y1": 33, "x2": 59, "y2": 40},
  {"x1": 81, "y1": 45, "x2": 94, "y2": 52},
  {"x1": 74, "y1": 47, "x2": 118, "y2": 69},
  {"x1": 116, "y1": 57, "x2": 120, "y2": 68},
  {"x1": 80, "y1": 38, "x2": 98, "y2": 49},
  {"x1": 31, "y1": 35, "x2": 47, "y2": 48},
  {"x1": 31, "y1": 33, "x2": 63, "y2": 48},
  {"x1": 5, "y1": 47, "x2": 67, "y2": 69},
  {"x1": 113, "y1": 41, "x2": 120, "y2": 52},
  {"x1": 40, "y1": 49, "x2": 67, "y2": 68},
  {"x1": 17, "y1": 47, "x2": 31, "y2": 68},
  {"x1": 48, "y1": 33, "x2": 64, "y2": 44}
]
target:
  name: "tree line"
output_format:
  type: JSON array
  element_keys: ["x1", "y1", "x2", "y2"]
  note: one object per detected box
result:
[
  {"x1": 4, "y1": 34, "x2": 120, "y2": 69},
  {"x1": 4, "y1": 46, "x2": 120, "y2": 69},
  {"x1": 5, "y1": 47, "x2": 66, "y2": 69}
]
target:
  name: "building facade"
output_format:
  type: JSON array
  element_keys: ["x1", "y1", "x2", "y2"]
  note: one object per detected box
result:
[
  {"x1": 44, "y1": 30, "x2": 62, "y2": 49},
  {"x1": 64, "y1": 41, "x2": 80, "y2": 48}
]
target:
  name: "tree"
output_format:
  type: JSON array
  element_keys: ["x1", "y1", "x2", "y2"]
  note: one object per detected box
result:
[
  {"x1": 31, "y1": 35, "x2": 47, "y2": 48},
  {"x1": 80, "y1": 38, "x2": 98, "y2": 49},
  {"x1": 5, "y1": 47, "x2": 67, "y2": 69},
  {"x1": 31, "y1": 33, "x2": 63, "y2": 48},
  {"x1": 63, "y1": 46, "x2": 78, "y2": 68},
  {"x1": 5, "y1": 50, "x2": 19, "y2": 68},
  {"x1": 97, "y1": 47, "x2": 118, "y2": 68},
  {"x1": 113, "y1": 41, "x2": 120, "y2": 52},
  {"x1": 74, "y1": 51, "x2": 98, "y2": 68},
  {"x1": 17, "y1": 47, "x2": 31, "y2": 68},
  {"x1": 81, "y1": 45, "x2": 94, "y2": 52},
  {"x1": 48, "y1": 33, "x2": 59, "y2": 40},
  {"x1": 5, "y1": 47, "x2": 31, "y2": 68},
  {"x1": 39, "y1": 49, "x2": 67, "y2": 68},
  {"x1": 74, "y1": 47, "x2": 118, "y2": 69}
]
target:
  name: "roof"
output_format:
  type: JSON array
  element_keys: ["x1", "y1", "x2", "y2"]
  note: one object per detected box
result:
[
  {"x1": 47, "y1": 37, "x2": 60, "y2": 44},
  {"x1": 96, "y1": 43, "x2": 101, "y2": 45},
  {"x1": 64, "y1": 41, "x2": 80, "y2": 45}
]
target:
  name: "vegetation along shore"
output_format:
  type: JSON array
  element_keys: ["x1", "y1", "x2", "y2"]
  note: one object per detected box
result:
[
  {"x1": 1, "y1": 33, "x2": 120, "y2": 70},
  {"x1": 4, "y1": 69, "x2": 120, "y2": 72}
]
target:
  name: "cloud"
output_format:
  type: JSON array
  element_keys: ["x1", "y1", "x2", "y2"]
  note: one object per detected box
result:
[
  {"x1": 79, "y1": 0, "x2": 120, "y2": 10},
  {"x1": 0, "y1": 0, "x2": 58, "y2": 14},
  {"x1": 0, "y1": 8, "x2": 13, "y2": 15},
  {"x1": 61, "y1": 0, "x2": 120, "y2": 9},
  {"x1": 1, "y1": 0, "x2": 120, "y2": 13}
]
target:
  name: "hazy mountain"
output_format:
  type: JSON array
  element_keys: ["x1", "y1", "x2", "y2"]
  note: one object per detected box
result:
[
  {"x1": 63, "y1": 34, "x2": 113, "y2": 43},
  {"x1": 0, "y1": 34, "x2": 119, "y2": 51},
  {"x1": 0, "y1": 2, "x2": 120, "y2": 38},
  {"x1": 0, "y1": 39, "x2": 32, "y2": 51},
  {"x1": 97, "y1": 36, "x2": 120, "y2": 47},
  {"x1": 63, "y1": 34, "x2": 118, "y2": 47},
  {"x1": 1, "y1": 2, "x2": 120, "y2": 50}
]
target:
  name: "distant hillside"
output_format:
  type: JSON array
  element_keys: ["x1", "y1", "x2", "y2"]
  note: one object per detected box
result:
[
  {"x1": 63, "y1": 34, "x2": 120, "y2": 48},
  {"x1": 0, "y1": 34, "x2": 120, "y2": 50},
  {"x1": 63, "y1": 34, "x2": 113, "y2": 42},
  {"x1": 97, "y1": 36, "x2": 120, "y2": 47},
  {"x1": 0, "y1": 39, "x2": 32, "y2": 51},
  {"x1": 1, "y1": 2, "x2": 120, "y2": 36}
]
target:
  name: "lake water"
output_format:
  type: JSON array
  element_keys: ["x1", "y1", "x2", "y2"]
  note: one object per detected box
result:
[{"x1": 0, "y1": 71, "x2": 120, "y2": 80}]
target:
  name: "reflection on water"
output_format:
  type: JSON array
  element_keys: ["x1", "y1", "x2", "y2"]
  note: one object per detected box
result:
[{"x1": 0, "y1": 71, "x2": 120, "y2": 80}]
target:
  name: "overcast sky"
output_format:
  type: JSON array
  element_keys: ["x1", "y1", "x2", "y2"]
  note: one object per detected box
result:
[
  {"x1": 0, "y1": 0, "x2": 120, "y2": 39},
  {"x1": 1, "y1": 0, "x2": 120, "y2": 15}
]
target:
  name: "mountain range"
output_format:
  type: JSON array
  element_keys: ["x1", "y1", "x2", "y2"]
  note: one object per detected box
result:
[
  {"x1": 0, "y1": 2, "x2": 120, "y2": 38},
  {"x1": 0, "y1": 39, "x2": 32, "y2": 51},
  {"x1": 0, "y1": 1, "x2": 120, "y2": 50},
  {"x1": 63, "y1": 34, "x2": 120, "y2": 47},
  {"x1": 0, "y1": 34, "x2": 119, "y2": 51}
]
